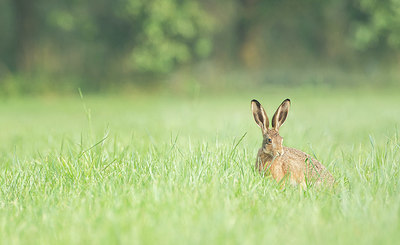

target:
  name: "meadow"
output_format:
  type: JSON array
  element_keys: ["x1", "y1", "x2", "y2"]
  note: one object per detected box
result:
[{"x1": 0, "y1": 87, "x2": 399, "y2": 244}]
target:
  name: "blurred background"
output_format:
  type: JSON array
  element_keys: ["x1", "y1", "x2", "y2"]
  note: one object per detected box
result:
[{"x1": 0, "y1": 0, "x2": 400, "y2": 95}]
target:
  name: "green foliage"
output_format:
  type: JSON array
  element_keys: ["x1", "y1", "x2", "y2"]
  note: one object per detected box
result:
[
  {"x1": 0, "y1": 0, "x2": 213, "y2": 81},
  {"x1": 120, "y1": 0, "x2": 213, "y2": 73},
  {"x1": 355, "y1": 0, "x2": 400, "y2": 50},
  {"x1": 1, "y1": 0, "x2": 400, "y2": 93}
]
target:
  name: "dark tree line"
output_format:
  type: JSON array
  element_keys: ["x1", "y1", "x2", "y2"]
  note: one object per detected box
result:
[{"x1": 0, "y1": 0, "x2": 399, "y2": 90}]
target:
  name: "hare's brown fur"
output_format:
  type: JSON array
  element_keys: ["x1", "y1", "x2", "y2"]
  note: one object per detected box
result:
[
  {"x1": 251, "y1": 99, "x2": 334, "y2": 186},
  {"x1": 256, "y1": 147, "x2": 334, "y2": 186}
]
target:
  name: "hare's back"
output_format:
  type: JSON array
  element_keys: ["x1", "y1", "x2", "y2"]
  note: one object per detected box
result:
[{"x1": 282, "y1": 147, "x2": 332, "y2": 183}]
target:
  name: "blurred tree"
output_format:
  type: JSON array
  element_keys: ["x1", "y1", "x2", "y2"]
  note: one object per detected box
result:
[
  {"x1": 354, "y1": 0, "x2": 400, "y2": 51},
  {"x1": 0, "y1": 0, "x2": 14, "y2": 72},
  {"x1": 13, "y1": 0, "x2": 37, "y2": 71},
  {"x1": 1, "y1": 0, "x2": 214, "y2": 85},
  {"x1": 6, "y1": 0, "x2": 213, "y2": 77},
  {"x1": 120, "y1": 0, "x2": 213, "y2": 74},
  {"x1": 227, "y1": 0, "x2": 356, "y2": 68},
  {"x1": 0, "y1": 0, "x2": 399, "y2": 93}
]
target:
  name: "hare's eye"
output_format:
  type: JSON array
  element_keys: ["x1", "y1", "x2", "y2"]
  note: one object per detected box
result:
[{"x1": 265, "y1": 138, "x2": 272, "y2": 144}]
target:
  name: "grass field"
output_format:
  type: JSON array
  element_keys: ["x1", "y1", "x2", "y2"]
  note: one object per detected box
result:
[{"x1": 1, "y1": 87, "x2": 400, "y2": 244}]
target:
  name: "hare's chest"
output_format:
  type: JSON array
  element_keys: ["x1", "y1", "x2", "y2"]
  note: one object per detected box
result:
[
  {"x1": 268, "y1": 159, "x2": 287, "y2": 181},
  {"x1": 258, "y1": 157, "x2": 286, "y2": 181}
]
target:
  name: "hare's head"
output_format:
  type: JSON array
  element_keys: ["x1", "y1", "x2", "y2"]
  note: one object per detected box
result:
[{"x1": 251, "y1": 99, "x2": 291, "y2": 157}]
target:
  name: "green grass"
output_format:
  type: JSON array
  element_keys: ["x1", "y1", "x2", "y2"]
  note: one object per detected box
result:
[{"x1": 0, "y1": 88, "x2": 400, "y2": 244}]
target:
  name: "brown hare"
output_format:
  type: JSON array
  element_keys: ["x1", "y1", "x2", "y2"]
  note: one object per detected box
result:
[{"x1": 251, "y1": 99, "x2": 334, "y2": 186}]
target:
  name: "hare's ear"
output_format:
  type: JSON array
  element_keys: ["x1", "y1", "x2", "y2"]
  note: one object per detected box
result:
[
  {"x1": 251, "y1": 100, "x2": 269, "y2": 133},
  {"x1": 272, "y1": 99, "x2": 290, "y2": 131}
]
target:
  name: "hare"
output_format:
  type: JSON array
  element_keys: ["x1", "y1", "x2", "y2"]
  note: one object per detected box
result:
[{"x1": 251, "y1": 99, "x2": 334, "y2": 186}]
